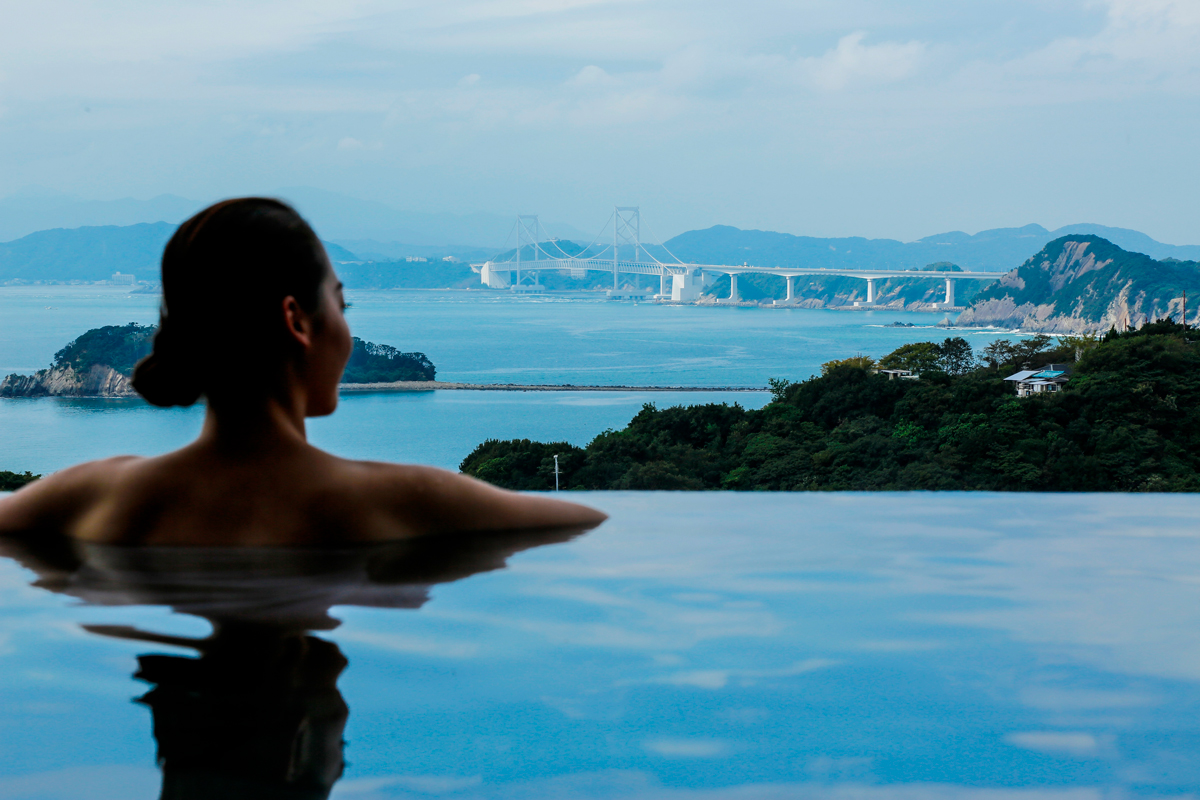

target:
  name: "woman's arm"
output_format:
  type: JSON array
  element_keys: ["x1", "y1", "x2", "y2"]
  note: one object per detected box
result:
[
  {"x1": 376, "y1": 465, "x2": 607, "y2": 536},
  {"x1": 0, "y1": 457, "x2": 132, "y2": 539}
]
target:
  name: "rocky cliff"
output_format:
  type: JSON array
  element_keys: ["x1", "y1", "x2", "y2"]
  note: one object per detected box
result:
[
  {"x1": 0, "y1": 364, "x2": 136, "y2": 397},
  {"x1": 955, "y1": 235, "x2": 1200, "y2": 333}
]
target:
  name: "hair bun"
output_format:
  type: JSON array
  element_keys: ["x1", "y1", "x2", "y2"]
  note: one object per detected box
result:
[{"x1": 131, "y1": 327, "x2": 203, "y2": 408}]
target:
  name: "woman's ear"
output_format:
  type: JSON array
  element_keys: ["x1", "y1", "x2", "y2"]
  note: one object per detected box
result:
[{"x1": 282, "y1": 296, "x2": 314, "y2": 348}]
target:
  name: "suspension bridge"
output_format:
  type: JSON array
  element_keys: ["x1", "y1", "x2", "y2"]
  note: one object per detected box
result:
[{"x1": 473, "y1": 208, "x2": 1003, "y2": 307}]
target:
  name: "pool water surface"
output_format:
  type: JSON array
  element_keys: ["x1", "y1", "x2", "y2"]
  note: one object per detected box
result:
[{"x1": 1, "y1": 492, "x2": 1198, "y2": 798}]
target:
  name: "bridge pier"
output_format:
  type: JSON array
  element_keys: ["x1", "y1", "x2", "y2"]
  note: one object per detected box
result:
[
  {"x1": 786, "y1": 275, "x2": 794, "y2": 302},
  {"x1": 944, "y1": 278, "x2": 956, "y2": 307},
  {"x1": 660, "y1": 267, "x2": 667, "y2": 297},
  {"x1": 728, "y1": 274, "x2": 739, "y2": 303},
  {"x1": 671, "y1": 270, "x2": 704, "y2": 303}
]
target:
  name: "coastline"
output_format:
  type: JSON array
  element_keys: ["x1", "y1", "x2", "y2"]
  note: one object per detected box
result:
[{"x1": 338, "y1": 381, "x2": 768, "y2": 393}]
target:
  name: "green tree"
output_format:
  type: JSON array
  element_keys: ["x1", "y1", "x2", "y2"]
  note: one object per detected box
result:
[
  {"x1": 0, "y1": 470, "x2": 39, "y2": 491},
  {"x1": 53, "y1": 323, "x2": 155, "y2": 376},
  {"x1": 341, "y1": 338, "x2": 436, "y2": 383},
  {"x1": 981, "y1": 339, "x2": 1017, "y2": 369},
  {"x1": 879, "y1": 342, "x2": 941, "y2": 374},
  {"x1": 937, "y1": 337, "x2": 975, "y2": 375},
  {"x1": 767, "y1": 378, "x2": 794, "y2": 402},
  {"x1": 1011, "y1": 335, "x2": 1053, "y2": 368},
  {"x1": 1058, "y1": 332, "x2": 1100, "y2": 362},
  {"x1": 820, "y1": 355, "x2": 875, "y2": 375}
]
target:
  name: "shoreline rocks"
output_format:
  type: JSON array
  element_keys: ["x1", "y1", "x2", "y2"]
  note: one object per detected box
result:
[{"x1": 0, "y1": 365, "x2": 136, "y2": 398}]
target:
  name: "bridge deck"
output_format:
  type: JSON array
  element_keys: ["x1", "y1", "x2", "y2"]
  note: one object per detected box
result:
[{"x1": 475, "y1": 258, "x2": 1004, "y2": 280}]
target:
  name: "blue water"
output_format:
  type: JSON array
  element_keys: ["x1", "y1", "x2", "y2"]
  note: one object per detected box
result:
[
  {"x1": 0, "y1": 287, "x2": 1015, "y2": 475},
  {"x1": 0, "y1": 287, "x2": 1011, "y2": 385},
  {"x1": 0, "y1": 391, "x2": 764, "y2": 476},
  {"x1": 2, "y1": 492, "x2": 1199, "y2": 798}
]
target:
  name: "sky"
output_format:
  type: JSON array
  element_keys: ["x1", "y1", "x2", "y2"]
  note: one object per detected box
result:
[{"x1": 1, "y1": 0, "x2": 1199, "y2": 243}]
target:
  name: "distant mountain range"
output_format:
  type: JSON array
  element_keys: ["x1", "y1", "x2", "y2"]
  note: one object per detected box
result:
[
  {"x1": 5, "y1": 208, "x2": 1200, "y2": 292},
  {"x1": 0, "y1": 222, "x2": 357, "y2": 283},
  {"x1": 957, "y1": 235, "x2": 1200, "y2": 332},
  {"x1": 0, "y1": 187, "x2": 590, "y2": 250},
  {"x1": 661, "y1": 223, "x2": 1200, "y2": 272}
]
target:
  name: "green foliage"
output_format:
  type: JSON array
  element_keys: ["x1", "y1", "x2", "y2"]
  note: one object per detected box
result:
[
  {"x1": 459, "y1": 439, "x2": 588, "y2": 491},
  {"x1": 341, "y1": 338, "x2": 436, "y2": 383},
  {"x1": 0, "y1": 470, "x2": 39, "y2": 491},
  {"x1": 1058, "y1": 332, "x2": 1100, "y2": 362},
  {"x1": 53, "y1": 323, "x2": 155, "y2": 376},
  {"x1": 878, "y1": 337, "x2": 976, "y2": 375},
  {"x1": 461, "y1": 327, "x2": 1200, "y2": 493},
  {"x1": 767, "y1": 378, "x2": 794, "y2": 403},
  {"x1": 878, "y1": 341, "x2": 941, "y2": 373},
  {"x1": 44, "y1": 326, "x2": 435, "y2": 384},
  {"x1": 820, "y1": 355, "x2": 875, "y2": 375},
  {"x1": 938, "y1": 337, "x2": 975, "y2": 375}
]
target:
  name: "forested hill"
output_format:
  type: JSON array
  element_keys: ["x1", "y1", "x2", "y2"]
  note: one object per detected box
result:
[
  {"x1": 660, "y1": 223, "x2": 1200, "y2": 272},
  {"x1": 0, "y1": 223, "x2": 358, "y2": 283},
  {"x1": 461, "y1": 323, "x2": 1200, "y2": 493},
  {"x1": 0, "y1": 324, "x2": 434, "y2": 397},
  {"x1": 957, "y1": 235, "x2": 1200, "y2": 332}
]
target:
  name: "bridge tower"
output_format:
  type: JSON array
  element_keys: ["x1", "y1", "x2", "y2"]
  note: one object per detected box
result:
[
  {"x1": 614, "y1": 207, "x2": 640, "y2": 290},
  {"x1": 515, "y1": 215, "x2": 541, "y2": 288}
]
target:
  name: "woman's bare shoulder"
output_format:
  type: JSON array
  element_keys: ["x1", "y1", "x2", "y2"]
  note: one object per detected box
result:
[
  {"x1": 0, "y1": 456, "x2": 145, "y2": 536},
  {"x1": 329, "y1": 457, "x2": 607, "y2": 538}
]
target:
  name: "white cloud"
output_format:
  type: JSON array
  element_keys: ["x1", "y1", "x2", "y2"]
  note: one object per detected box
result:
[
  {"x1": 458, "y1": 73, "x2": 481, "y2": 87},
  {"x1": 567, "y1": 65, "x2": 618, "y2": 88},
  {"x1": 801, "y1": 32, "x2": 926, "y2": 91},
  {"x1": 337, "y1": 137, "x2": 365, "y2": 151}
]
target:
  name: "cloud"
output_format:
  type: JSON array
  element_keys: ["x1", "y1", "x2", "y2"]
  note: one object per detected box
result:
[
  {"x1": 801, "y1": 32, "x2": 925, "y2": 91},
  {"x1": 458, "y1": 73, "x2": 481, "y2": 87},
  {"x1": 567, "y1": 65, "x2": 619, "y2": 88},
  {"x1": 337, "y1": 137, "x2": 365, "y2": 151}
]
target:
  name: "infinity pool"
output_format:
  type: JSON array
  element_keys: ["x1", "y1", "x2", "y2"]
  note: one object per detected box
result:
[{"x1": 1, "y1": 492, "x2": 1199, "y2": 798}]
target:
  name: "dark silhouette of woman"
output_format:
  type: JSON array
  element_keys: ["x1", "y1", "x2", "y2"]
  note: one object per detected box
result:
[
  {"x1": 2, "y1": 522, "x2": 584, "y2": 799},
  {"x1": 0, "y1": 198, "x2": 605, "y2": 545}
]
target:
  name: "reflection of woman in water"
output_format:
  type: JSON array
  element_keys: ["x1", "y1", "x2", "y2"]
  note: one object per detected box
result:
[
  {"x1": 1, "y1": 498, "x2": 586, "y2": 799},
  {"x1": 132, "y1": 624, "x2": 350, "y2": 800},
  {"x1": 0, "y1": 198, "x2": 605, "y2": 545}
]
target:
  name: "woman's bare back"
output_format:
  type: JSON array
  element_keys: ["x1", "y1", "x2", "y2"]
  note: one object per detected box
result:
[{"x1": 1, "y1": 441, "x2": 605, "y2": 546}]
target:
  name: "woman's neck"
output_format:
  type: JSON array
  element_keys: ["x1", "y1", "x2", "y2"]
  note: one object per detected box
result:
[{"x1": 198, "y1": 394, "x2": 309, "y2": 455}]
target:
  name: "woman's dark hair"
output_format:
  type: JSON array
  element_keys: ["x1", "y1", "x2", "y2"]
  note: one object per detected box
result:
[{"x1": 132, "y1": 198, "x2": 330, "y2": 407}]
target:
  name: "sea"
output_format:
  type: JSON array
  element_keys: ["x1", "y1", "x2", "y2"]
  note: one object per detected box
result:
[
  {"x1": 0, "y1": 286, "x2": 1018, "y2": 475},
  {"x1": 5, "y1": 288, "x2": 1200, "y2": 798}
]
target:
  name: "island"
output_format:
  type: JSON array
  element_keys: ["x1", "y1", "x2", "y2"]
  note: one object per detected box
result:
[
  {"x1": 957, "y1": 235, "x2": 1200, "y2": 332},
  {"x1": 461, "y1": 321, "x2": 1200, "y2": 492},
  {"x1": 0, "y1": 323, "x2": 436, "y2": 397},
  {"x1": 0, "y1": 470, "x2": 39, "y2": 491}
]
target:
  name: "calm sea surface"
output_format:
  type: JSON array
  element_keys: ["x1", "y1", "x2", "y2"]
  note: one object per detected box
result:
[
  {"x1": 0, "y1": 287, "x2": 1017, "y2": 474},
  {"x1": 2, "y1": 492, "x2": 1199, "y2": 798}
]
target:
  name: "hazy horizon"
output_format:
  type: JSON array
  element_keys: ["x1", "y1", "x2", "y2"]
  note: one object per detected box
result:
[{"x1": 3, "y1": 1, "x2": 1199, "y2": 244}]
